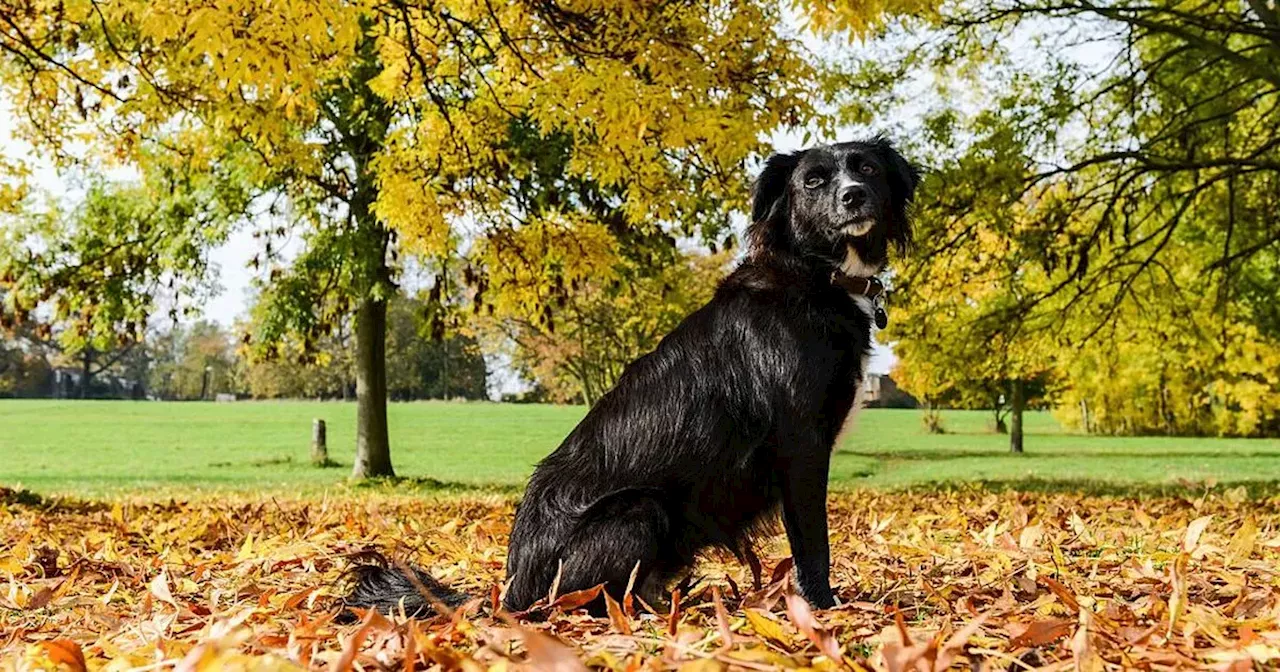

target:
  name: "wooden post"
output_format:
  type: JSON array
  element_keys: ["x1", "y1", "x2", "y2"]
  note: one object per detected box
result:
[
  {"x1": 311, "y1": 418, "x2": 329, "y2": 466},
  {"x1": 1009, "y1": 379, "x2": 1025, "y2": 454}
]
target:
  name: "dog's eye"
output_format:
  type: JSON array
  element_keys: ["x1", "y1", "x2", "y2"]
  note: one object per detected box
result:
[
  {"x1": 804, "y1": 174, "x2": 826, "y2": 189},
  {"x1": 859, "y1": 163, "x2": 877, "y2": 176}
]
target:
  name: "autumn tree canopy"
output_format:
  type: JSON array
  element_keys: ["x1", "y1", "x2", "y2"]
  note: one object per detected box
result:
[{"x1": 0, "y1": 0, "x2": 822, "y2": 472}]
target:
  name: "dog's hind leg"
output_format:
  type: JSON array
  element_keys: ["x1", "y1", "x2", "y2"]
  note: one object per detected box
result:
[{"x1": 556, "y1": 491, "x2": 671, "y2": 607}]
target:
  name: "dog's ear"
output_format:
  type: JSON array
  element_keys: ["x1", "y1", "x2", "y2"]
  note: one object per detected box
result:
[
  {"x1": 747, "y1": 151, "x2": 801, "y2": 256},
  {"x1": 871, "y1": 137, "x2": 920, "y2": 254}
]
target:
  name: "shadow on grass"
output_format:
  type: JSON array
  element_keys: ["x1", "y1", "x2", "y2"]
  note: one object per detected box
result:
[
  {"x1": 885, "y1": 477, "x2": 1280, "y2": 501},
  {"x1": 837, "y1": 448, "x2": 1280, "y2": 460},
  {"x1": 348, "y1": 476, "x2": 522, "y2": 497},
  {"x1": 0, "y1": 486, "x2": 107, "y2": 512}
]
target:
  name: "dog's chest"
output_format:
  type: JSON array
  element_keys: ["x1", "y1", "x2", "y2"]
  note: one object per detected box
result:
[{"x1": 833, "y1": 246, "x2": 879, "y2": 446}]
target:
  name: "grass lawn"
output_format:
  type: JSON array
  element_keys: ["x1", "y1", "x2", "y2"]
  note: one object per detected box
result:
[{"x1": 2, "y1": 399, "x2": 1279, "y2": 497}]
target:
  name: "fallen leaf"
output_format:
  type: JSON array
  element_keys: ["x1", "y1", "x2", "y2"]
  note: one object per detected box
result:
[{"x1": 37, "y1": 640, "x2": 86, "y2": 672}]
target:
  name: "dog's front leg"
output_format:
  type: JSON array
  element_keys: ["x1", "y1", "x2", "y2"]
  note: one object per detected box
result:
[{"x1": 779, "y1": 445, "x2": 836, "y2": 609}]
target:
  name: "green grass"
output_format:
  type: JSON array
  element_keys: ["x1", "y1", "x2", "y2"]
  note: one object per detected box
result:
[{"x1": 2, "y1": 399, "x2": 1279, "y2": 497}]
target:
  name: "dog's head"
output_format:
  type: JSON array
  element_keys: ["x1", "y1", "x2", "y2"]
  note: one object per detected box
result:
[{"x1": 747, "y1": 137, "x2": 919, "y2": 274}]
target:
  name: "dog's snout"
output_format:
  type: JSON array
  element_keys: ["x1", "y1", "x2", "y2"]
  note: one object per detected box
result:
[{"x1": 839, "y1": 184, "x2": 867, "y2": 209}]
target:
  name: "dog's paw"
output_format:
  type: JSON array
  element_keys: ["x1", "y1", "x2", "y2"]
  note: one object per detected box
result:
[{"x1": 804, "y1": 590, "x2": 837, "y2": 610}]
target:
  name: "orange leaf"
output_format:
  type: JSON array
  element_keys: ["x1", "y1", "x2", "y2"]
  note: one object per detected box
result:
[
  {"x1": 331, "y1": 609, "x2": 377, "y2": 672},
  {"x1": 604, "y1": 590, "x2": 632, "y2": 636},
  {"x1": 549, "y1": 584, "x2": 603, "y2": 612},
  {"x1": 402, "y1": 623, "x2": 418, "y2": 672},
  {"x1": 283, "y1": 587, "x2": 315, "y2": 610},
  {"x1": 38, "y1": 640, "x2": 86, "y2": 672}
]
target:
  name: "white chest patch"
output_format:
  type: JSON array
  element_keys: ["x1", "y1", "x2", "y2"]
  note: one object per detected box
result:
[
  {"x1": 839, "y1": 245, "x2": 880, "y2": 318},
  {"x1": 835, "y1": 244, "x2": 881, "y2": 447}
]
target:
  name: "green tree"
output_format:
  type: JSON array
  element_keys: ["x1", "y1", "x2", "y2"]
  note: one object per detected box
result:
[
  {"x1": 818, "y1": 0, "x2": 1280, "y2": 436},
  {"x1": 481, "y1": 249, "x2": 728, "y2": 404},
  {"x1": 386, "y1": 294, "x2": 487, "y2": 401},
  {"x1": 0, "y1": 182, "x2": 238, "y2": 398},
  {"x1": 148, "y1": 321, "x2": 238, "y2": 400}
]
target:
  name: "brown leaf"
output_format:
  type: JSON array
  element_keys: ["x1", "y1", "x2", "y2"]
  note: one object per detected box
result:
[
  {"x1": 668, "y1": 588, "x2": 682, "y2": 636},
  {"x1": 27, "y1": 586, "x2": 53, "y2": 610},
  {"x1": 1039, "y1": 576, "x2": 1080, "y2": 614},
  {"x1": 769, "y1": 557, "x2": 795, "y2": 585},
  {"x1": 517, "y1": 626, "x2": 590, "y2": 672},
  {"x1": 1008, "y1": 618, "x2": 1074, "y2": 648},
  {"x1": 712, "y1": 586, "x2": 734, "y2": 653},
  {"x1": 784, "y1": 591, "x2": 842, "y2": 661}
]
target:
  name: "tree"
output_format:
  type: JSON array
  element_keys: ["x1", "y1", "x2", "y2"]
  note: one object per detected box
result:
[
  {"x1": 480, "y1": 248, "x2": 728, "y2": 404},
  {"x1": 885, "y1": 129, "x2": 1061, "y2": 449},
  {"x1": 0, "y1": 0, "x2": 819, "y2": 477},
  {"x1": 386, "y1": 294, "x2": 487, "y2": 401},
  {"x1": 0, "y1": 308, "x2": 52, "y2": 398},
  {"x1": 239, "y1": 288, "x2": 488, "y2": 401},
  {"x1": 148, "y1": 321, "x2": 238, "y2": 400},
  {"x1": 816, "y1": 0, "x2": 1280, "y2": 436},
  {"x1": 1, "y1": 182, "x2": 236, "y2": 398}
]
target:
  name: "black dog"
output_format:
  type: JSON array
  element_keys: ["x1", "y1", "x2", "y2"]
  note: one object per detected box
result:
[{"x1": 347, "y1": 138, "x2": 918, "y2": 615}]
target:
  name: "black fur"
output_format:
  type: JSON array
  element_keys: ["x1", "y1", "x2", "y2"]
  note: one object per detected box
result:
[
  {"x1": 344, "y1": 138, "x2": 919, "y2": 616},
  {"x1": 344, "y1": 560, "x2": 469, "y2": 618}
]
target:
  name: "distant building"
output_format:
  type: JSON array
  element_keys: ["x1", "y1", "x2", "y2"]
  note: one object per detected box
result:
[
  {"x1": 51, "y1": 367, "x2": 145, "y2": 399},
  {"x1": 862, "y1": 374, "x2": 919, "y2": 409}
]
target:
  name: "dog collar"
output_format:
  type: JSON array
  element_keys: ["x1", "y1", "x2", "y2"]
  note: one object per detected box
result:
[
  {"x1": 830, "y1": 272, "x2": 884, "y2": 298},
  {"x1": 830, "y1": 272, "x2": 889, "y2": 329}
]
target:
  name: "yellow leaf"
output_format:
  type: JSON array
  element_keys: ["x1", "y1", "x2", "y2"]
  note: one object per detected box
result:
[
  {"x1": 745, "y1": 608, "x2": 792, "y2": 646},
  {"x1": 1224, "y1": 516, "x2": 1258, "y2": 567}
]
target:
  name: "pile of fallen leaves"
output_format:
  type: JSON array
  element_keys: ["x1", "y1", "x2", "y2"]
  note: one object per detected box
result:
[{"x1": 4, "y1": 485, "x2": 1280, "y2": 671}]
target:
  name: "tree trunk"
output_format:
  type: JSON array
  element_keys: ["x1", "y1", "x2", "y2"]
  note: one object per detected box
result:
[
  {"x1": 352, "y1": 297, "x2": 394, "y2": 478},
  {"x1": 80, "y1": 347, "x2": 92, "y2": 399},
  {"x1": 1010, "y1": 379, "x2": 1025, "y2": 454}
]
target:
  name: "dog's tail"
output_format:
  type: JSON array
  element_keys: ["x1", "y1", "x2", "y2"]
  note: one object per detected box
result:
[{"x1": 342, "y1": 561, "x2": 470, "y2": 618}]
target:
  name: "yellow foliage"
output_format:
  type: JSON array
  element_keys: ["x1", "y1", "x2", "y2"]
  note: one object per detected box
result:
[{"x1": 0, "y1": 0, "x2": 817, "y2": 324}]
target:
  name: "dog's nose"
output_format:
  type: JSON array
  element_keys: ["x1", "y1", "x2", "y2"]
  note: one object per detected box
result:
[{"x1": 840, "y1": 184, "x2": 867, "y2": 209}]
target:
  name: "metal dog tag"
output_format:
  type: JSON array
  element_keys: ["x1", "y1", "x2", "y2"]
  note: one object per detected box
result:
[{"x1": 874, "y1": 307, "x2": 888, "y2": 329}]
